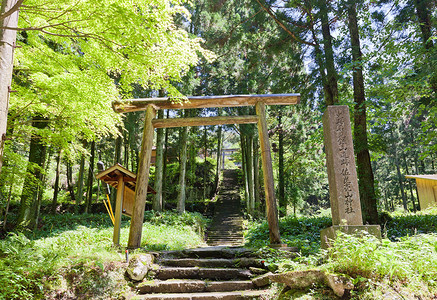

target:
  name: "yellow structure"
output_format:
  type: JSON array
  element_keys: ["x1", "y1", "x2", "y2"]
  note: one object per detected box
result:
[
  {"x1": 96, "y1": 163, "x2": 155, "y2": 246},
  {"x1": 405, "y1": 175, "x2": 437, "y2": 210}
]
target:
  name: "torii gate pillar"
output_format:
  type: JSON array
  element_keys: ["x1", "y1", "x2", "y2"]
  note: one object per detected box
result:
[
  {"x1": 256, "y1": 102, "x2": 281, "y2": 244},
  {"x1": 127, "y1": 105, "x2": 156, "y2": 249}
]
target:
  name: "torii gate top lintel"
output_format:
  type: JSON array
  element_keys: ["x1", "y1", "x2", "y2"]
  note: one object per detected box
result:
[
  {"x1": 119, "y1": 93, "x2": 300, "y2": 249},
  {"x1": 112, "y1": 93, "x2": 300, "y2": 113}
]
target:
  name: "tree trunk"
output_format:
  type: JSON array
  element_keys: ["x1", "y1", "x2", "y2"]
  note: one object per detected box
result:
[
  {"x1": 253, "y1": 137, "x2": 261, "y2": 214},
  {"x1": 214, "y1": 123, "x2": 223, "y2": 192},
  {"x1": 203, "y1": 126, "x2": 207, "y2": 200},
  {"x1": 240, "y1": 134, "x2": 249, "y2": 206},
  {"x1": 17, "y1": 116, "x2": 48, "y2": 229},
  {"x1": 319, "y1": 0, "x2": 339, "y2": 105},
  {"x1": 66, "y1": 159, "x2": 76, "y2": 202},
  {"x1": 33, "y1": 151, "x2": 50, "y2": 230},
  {"x1": 383, "y1": 189, "x2": 389, "y2": 211},
  {"x1": 114, "y1": 129, "x2": 123, "y2": 165},
  {"x1": 124, "y1": 131, "x2": 129, "y2": 168},
  {"x1": 177, "y1": 110, "x2": 189, "y2": 213},
  {"x1": 131, "y1": 147, "x2": 136, "y2": 173},
  {"x1": 153, "y1": 109, "x2": 164, "y2": 212},
  {"x1": 246, "y1": 134, "x2": 255, "y2": 215},
  {"x1": 162, "y1": 109, "x2": 170, "y2": 209},
  {"x1": 413, "y1": 0, "x2": 434, "y2": 49},
  {"x1": 76, "y1": 153, "x2": 85, "y2": 205},
  {"x1": 96, "y1": 168, "x2": 100, "y2": 204},
  {"x1": 347, "y1": 0, "x2": 379, "y2": 224},
  {"x1": 278, "y1": 111, "x2": 286, "y2": 217},
  {"x1": 51, "y1": 149, "x2": 62, "y2": 214},
  {"x1": 403, "y1": 153, "x2": 417, "y2": 212},
  {"x1": 390, "y1": 130, "x2": 407, "y2": 210},
  {"x1": 187, "y1": 110, "x2": 197, "y2": 200},
  {"x1": 2, "y1": 179, "x2": 13, "y2": 229},
  {"x1": 0, "y1": 0, "x2": 19, "y2": 177},
  {"x1": 394, "y1": 152, "x2": 407, "y2": 210},
  {"x1": 85, "y1": 140, "x2": 95, "y2": 213}
]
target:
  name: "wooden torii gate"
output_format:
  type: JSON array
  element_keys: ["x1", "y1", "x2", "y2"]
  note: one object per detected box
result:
[{"x1": 112, "y1": 93, "x2": 300, "y2": 248}]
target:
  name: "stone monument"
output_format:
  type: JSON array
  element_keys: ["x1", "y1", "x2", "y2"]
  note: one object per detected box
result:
[{"x1": 321, "y1": 106, "x2": 381, "y2": 248}]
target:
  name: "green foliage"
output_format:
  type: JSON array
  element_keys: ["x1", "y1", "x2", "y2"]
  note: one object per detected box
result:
[
  {"x1": 143, "y1": 210, "x2": 209, "y2": 241},
  {"x1": 382, "y1": 209, "x2": 437, "y2": 240},
  {"x1": 0, "y1": 212, "x2": 208, "y2": 299},
  {"x1": 246, "y1": 209, "x2": 437, "y2": 256},
  {"x1": 245, "y1": 214, "x2": 332, "y2": 255},
  {"x1": 327, "y1": 233, "x2": 437, "y2": 297},
  {"x1": 269, "y1": 106, "x2": 329, "y2": 214},
  {"x1": 143, "y1": 210, "x2": 208, "y2": 229},
  {"x1": 32, "y1": 213, "x2": 113, "y2": 238},
  {"x1": 329, "y1": 232, "x2": 437, "y2": 281},
  {"x1": 247, "y1": 212, "x2": 437, "y2": 298},
  {"x1": 0, "y1": 233, "x2": 51, "y2": 299},
  {"x1": 157, "y1": 159, "x2": 216, "y2": 205}
]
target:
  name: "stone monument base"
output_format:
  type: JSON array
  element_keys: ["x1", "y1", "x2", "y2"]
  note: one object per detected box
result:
[{"x1": 320, "y1": 225, "x2": 381, "y2": 249}]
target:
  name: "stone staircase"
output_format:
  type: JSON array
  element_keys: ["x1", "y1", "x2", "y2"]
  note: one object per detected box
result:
[
  {"x1": 132, "y1": 246, "x2": 271, "y2": 299},
  {"x1": 207, "y1": 169, "x2": 244, "y2": 246}
]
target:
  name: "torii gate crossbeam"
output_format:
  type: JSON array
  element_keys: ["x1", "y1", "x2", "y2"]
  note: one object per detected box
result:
[{"x1": 112, "y1": 94, "x2": 300, "y2": 248}]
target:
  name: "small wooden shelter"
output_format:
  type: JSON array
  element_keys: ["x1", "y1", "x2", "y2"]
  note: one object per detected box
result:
[
  {"x1": 96, "y1": 163, "x2": 155, "y2": 245},
  {"x1": 405, "y1": 174, "x2": 437, "y2": 210},
  {"x1": 113, "y1": 93, "x2": 300, "y2": 248}
]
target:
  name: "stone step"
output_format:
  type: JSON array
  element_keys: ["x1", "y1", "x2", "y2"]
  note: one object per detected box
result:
[
  {"x1": 156, "y1": 267, "x2": 252, "y2": 280},
  {"x1": 209, "y1": 222, "x2": 242, "y2": 225},
  {"x1": 207, "y1": 232, "x2": 242, "y2": 234},
  {"x1": 207, "y1": 233, "x2": 242, "y2": 236},
  {"x1": 206, "y1": 234, "x2": 241, "y2": 236},
  {"x1": 209, "y1": 221, "x2": 243, "y2": 225},
  {"x1": 207, "y1": 242, "x2": 244, "y2": 246},
  {"x1": 206, "y1": 240, "x2": 243, "y2": 243},
  {"x1": 132, "y1": 290, "x2": 268, "y2": 300},
  {"x1": 159, "y1": 258, "x2": 263, "y2": 268},
  {"x1": 207, "y1": 231, "x2": 243, "y2": 234},
  {"x1": 137, "y1": 279, "x2": 255, "y2": 294},
  {"x1": 206, "y1": 240, "x2": 243, "y2": 244},
  {"x1": 162, "y1": 246, "x2": 257, "y2": 259},
  {"x1": 209, "y1": 223, "x2": 242, "y2": 226},
  {"x1": 207, "y1": 230, "x2": 242, "y2": 233}
]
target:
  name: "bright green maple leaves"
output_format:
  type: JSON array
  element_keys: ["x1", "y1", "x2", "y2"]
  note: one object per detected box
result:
[{"x1": 8, "y1": 0, "x2": 213, "y2": 157}]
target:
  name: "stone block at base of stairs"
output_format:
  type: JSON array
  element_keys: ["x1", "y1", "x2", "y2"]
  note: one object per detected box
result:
[
  {"x1": 131, "y1": 290, "x2": 268, "y2": 300},
  {"x1": 137, "y1": 280, "x2": 255, "y2": 294}
]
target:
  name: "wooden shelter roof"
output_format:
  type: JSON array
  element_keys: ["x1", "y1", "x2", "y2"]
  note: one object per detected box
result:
[
  {"x1": 96, "y1": 163, "x2": 156, "y2": 194},
  {"x1": 405, "y1": 174, "x2": 437, "y2": 181}
]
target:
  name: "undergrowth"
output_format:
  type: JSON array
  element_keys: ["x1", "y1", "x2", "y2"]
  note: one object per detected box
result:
[
  {"x1": 246, "y1": 209, "x2": 437, "y2": 299},
  {"x1": 245, "y1": 208, "x2": 437, "y2": 255},
  {"x1": 0, "y1": 211, "x2": 208, "y2": 299},
  {"x1": 245, "y1": 215, "x2": 332, "y2": 255}
]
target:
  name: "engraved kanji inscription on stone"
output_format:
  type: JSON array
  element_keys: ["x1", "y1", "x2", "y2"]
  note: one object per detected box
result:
[{"x1": 323, "y1": 106, "x2": 363, "y2": 225}]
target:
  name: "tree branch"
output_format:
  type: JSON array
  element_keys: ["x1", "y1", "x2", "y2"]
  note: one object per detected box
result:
[
  {"x1": 0, "y1": 0, "x2": 24, "y2": 21},
  {"x1": 254, "y1": 0, "x2": 316, "y2": 47}
]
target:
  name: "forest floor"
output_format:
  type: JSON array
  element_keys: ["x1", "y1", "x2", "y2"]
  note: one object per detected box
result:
[{"x1": 0, "y1": 207, "x2": 437, "y2": 299}]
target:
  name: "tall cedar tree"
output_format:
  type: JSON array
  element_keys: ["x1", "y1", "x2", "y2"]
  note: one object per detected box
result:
[{"x1": 346, "y1": 0, "x2": 379, "y2": 224}]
